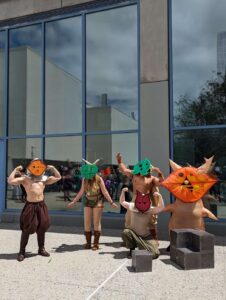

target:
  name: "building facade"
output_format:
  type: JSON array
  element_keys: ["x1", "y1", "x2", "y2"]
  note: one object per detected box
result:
[{"x1": 0, "y1": 0, "x2": 225, "y2": 236}]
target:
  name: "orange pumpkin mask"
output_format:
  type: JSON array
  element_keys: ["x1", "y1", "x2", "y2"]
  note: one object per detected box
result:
[
  {"x1": 27, "y1": 159, "x2": 47, "y2": 177},
  {"x1": 161, "y1": 158, "x2": 217, "y2": 203}
]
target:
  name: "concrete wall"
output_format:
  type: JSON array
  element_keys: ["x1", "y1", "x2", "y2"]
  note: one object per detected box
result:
[
  {"x1": 0, "y1": 0, "x2": 95, "y2": 22},
  {"x1": 140, "y1": 0, "x2": 168, "y2": 82},
  {"x1": 140, "y1": 0, "x2": 170, "y2": 234}
]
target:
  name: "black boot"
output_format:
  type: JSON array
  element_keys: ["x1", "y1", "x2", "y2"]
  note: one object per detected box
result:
[
  {"x1": 17, "y1": 232, "x2": 29, "y2": 262},
  {"x1": 37, "y1": 232, "x2": 50, "y2": 257},
  {"x1": 127, "y1": 247, "x2": 135, "y2": 259},
  {"x1": 166, "y1": 244, "x2": 170, "y2": 252}
]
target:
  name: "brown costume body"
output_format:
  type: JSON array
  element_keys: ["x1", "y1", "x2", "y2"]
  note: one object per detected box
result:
[
  {"x1": 162, "y1": 158, "x2": 218, "y2": 232},
  {"x1": 164, "y1": 199, "x2": 216, "y2": 231}
]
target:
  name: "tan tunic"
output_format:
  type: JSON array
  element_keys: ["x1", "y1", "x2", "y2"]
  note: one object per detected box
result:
[{"x1": 127, "y1": 203, "x2": 154, "y2": 238}]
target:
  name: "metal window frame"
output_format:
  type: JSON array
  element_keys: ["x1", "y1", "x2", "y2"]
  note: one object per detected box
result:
[
  {"x1": 0, "y1": 0, "x2": 139, "y2": 217},
  {"x1": 169, "y1": 0, "x2": 226, "y2": 222}
]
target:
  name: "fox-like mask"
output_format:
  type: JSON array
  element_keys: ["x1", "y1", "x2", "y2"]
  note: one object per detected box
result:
[{"x1": 161, "y1": 157, "x2": 217, "y2": 203}]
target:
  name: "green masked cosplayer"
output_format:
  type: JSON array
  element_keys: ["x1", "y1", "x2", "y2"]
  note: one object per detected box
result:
[
  {"x1": 116, "y1": 153, "x2": 165, "y2": 257},
  {"x1": 68, "y1": 159, "x2": 118, "y2": 250}
]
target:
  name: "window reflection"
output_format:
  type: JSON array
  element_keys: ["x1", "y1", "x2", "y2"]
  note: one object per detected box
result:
[
  {"x1": 86, "y1": 5, "x2": 138, "y2": 132},
  {"x1": 174, "y1": 129, "x2": 226, "y2": 219},
  {"x1": 45, "y1": 17, "x2": 82, "y2": 134},
  {"x1": 45, "y1": 136, "x2": 82, "y2": 211},
  {"x1": 8, "y1": 25, "x2": 42, "y2": 136},
  {"x1": 7, "y1": 138, "x2": 42, "y2": 209},
  {"x1": 0, "y1": 31, "x2": 4, "y2": 136},
  {"x1": 86, "y1": 133, "x2": 137, "y2": 213},
  {"x1": 172, "y1": 0, "x2": 226, "y2": 127}
]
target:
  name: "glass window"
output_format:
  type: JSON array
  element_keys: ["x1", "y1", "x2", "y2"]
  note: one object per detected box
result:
[
  {"x1": 0, "y1": 31, "x2": 5, "y2": 137},
  {"x1": 172, "y1": 0, "x2": 226, "y2": 127},
  {"x1": 174, "y1": 128, "x2": 226, "y2": 219},
  {"x1": 8, "y1": 25, "x2": 42, "y2": 136},
  {"x1": 45, "y1": 17, "x2": 82, "y2": 134},
  {"x1": 7, "y1": 138, "x2": 42, "y2": 209},
  {"x1": 86, "y1": 133, "x2": 138, "y2": 213},
  {"x1": 86, "y1": 5, "x2": 138, "y2": 132},
  {"x1": 45, "y1": 136, "x2": 82, "y2": 211}
]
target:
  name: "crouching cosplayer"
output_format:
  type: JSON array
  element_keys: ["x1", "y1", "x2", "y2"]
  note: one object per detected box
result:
[
  {"x1": 68, "y1": 159, "x2": 118, "y2": 250},
  {"x1": 7, "y1": 159, "x2": 61, "y2": 262},
  {"x1": 120, "y1": 187, "x2": 165, "y2": 258}
]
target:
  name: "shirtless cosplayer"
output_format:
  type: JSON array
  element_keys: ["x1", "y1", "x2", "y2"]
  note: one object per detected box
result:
[
  {"x1": 8, "y1": 159, "x2": 61, "y2": 262},
  {"x1": 116, "y1": 153, "x2": 164, "y2": 240}
]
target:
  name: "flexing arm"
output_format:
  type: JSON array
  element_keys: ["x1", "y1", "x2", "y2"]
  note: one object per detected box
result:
[
  {"x1": 8, "y1": 166, "x2": 26, "y2": 185},
  {"x1": 150, "y1": 192, "x2": 165, "y2": 214},
  {"x1": 151, "y1": 166, "x2": 164, "y2": 186},
  {"x1": 116, "y1": 153, "x2": 132, "y2": 178},
  {"x1": 99, "y1": 177, "x2": 118, "y2": 208},
  {"x1": 45, "y1": 165, "x2": 61, "y2": 185},
  {"x1": 119, "y1": 187, "x2": 130, "y2": 210},
  {"x1": 67, "y1": 179, "x2": 85, "y2": 208}
]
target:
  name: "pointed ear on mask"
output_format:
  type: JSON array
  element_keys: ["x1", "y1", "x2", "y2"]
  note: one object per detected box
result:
[
  {"x1": 197, "y1": 156, "x2": 214, "y2": 174},
  {"x1": 169, "y1": 159, "x2": 181, "y2": 171}
]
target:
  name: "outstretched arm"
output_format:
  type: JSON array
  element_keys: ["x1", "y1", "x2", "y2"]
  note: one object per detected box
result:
[
  {"x1": 45, "y1": 165, "x2": 61, "y2": 185},
  {"x1": 8, "y1": 166, "x2": 26, "y2": 185},
  {"x1": 202, "y1": 207, "x2": 218, "y2": 220},
  {"x1": 116, "y1": 153, "x2": 132, "y2": 178},
  {"x1": 150, "y1": 192, "x2": 165, "y2": 214},
  {"x1": 99, "y1": 177, "x2": 118, "y2": 208},
  {"x1": 162, "y1": 203, "x2": 175, "y2": 213},
  {"x1": 68, "y1": 179, "x2": 85, "y2": 208}
]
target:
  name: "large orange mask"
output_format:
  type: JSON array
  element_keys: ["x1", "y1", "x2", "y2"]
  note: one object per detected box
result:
[
  {"x1": 27, "y1": 159, "x2": 47, "y2": 177},
  {"x1": 161, "y1": 157, "x2": 217, "y2": 203}
]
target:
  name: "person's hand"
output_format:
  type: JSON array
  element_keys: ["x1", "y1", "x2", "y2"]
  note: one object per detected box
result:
[
  {"x1": 16, "y1": 165, "x2": 23, "y2": 171},
  {"x1": 67, "y1": 201, "x2": 75, "y2": 208},
  {"x1": 116, "y1": 153, "x2": 122, "y2": 164},
  {"x1": 122, "y1": 187, "x2": 128, "y2": 193},
  {"x1": 47, "y1": 165, "x2": 54, "y2": 170},
  {"x1": 111, "y1": 202, "x2": 118, "y2": 209},
  {"x1": 151, "y1": 166, "x2": 163, "y2": 177}
]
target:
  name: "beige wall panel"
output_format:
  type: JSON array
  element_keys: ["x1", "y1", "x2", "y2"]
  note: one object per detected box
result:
[
  {"x1": 62, "y1": 0, "x2": 92, "y2": 7},
  {"x1": 140, "y1": 80, "x2": 170, "y2": 238},
  {"x1": 140, "y1": 0, "x2": 168, "y2": 83},
  {"x1": 0, "y1": 0, "x2": 61, "y2": 21}
]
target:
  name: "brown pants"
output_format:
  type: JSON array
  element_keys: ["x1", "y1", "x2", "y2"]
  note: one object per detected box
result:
[{"x1": 20, "y1": 201, "x2": 50, "y2": 234}]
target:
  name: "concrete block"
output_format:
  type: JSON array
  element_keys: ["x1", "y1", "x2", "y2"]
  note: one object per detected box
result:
[
  {"x1": 177, "y1": 248, "x2": 201, "y2": 270},
  {"x1": 169, "y1": 245, "x2": 177, "y2": 263},
  {"x1": 132, "y1": 250, "x2": 152, "y2": 272},
  {"x1": 170, "y1": 229, "x2": 192, "y2": 249},
  {"x1": 200, "y1": 251, "x2": 214, "y2": 269},
  {"x1": 191, "y1": 231, "x2": 214, "y2": 252},
  {"x1": 170, "y1": 229, "x2": 215, "y2": 270}
]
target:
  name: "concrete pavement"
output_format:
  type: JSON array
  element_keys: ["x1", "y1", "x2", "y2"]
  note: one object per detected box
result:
[{"x1": 0, "y1": 223, "x2": 226, "y2": 300}]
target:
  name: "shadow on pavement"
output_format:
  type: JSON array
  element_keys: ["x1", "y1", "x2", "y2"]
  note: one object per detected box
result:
[
  {"x1": 98, "y1": 250, "x2": 128, "y2": 259},
  {"x1": 160, "y1": 258, "x2": 183, "y2": 270},
  {"x1": 0, "y1": 252, "x2": 36, "y2": 260},
  {"x1": 52, "y1": 243, "x2": 84, "y2": 253}
]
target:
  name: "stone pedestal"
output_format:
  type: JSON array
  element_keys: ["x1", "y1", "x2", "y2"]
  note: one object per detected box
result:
[{"x1": 170, "y1": 229, "x2": 214, "y2": 270}]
